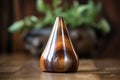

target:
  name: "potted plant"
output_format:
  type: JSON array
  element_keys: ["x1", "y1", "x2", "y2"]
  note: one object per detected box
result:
[{"x1": 9, "y1": 0, "x2": 110, "y2": 57}]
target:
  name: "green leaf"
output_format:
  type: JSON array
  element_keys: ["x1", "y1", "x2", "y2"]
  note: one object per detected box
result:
[
  {"x1": 53, "y1": 7, "x2": 62, "y2": 16},
  {"x1": 73, "y1": 0, "x2": 79, "y2": 8},
  {"x1": 97, "y1": 18, "x2": 110, "y2": 34},
  {"x1": 24, "y1": 17, "x2": 32, "y2": 27},
  {"x1": 43, "y1": 11, "x2": 54, "y2": 25},
  {"x1": 76, "y1": 5, "x2": 88, "y2": 14},
  {"x1": 29, "y1": 16, "x2": 39, "y2": 23},
  {"x1": 53, "y1": 0, "x2": 62, "y2": 8},
  {"x1": 36, "y1": 0, "x2": 50, "y2": 13},
  {"x1": 34, "y1": 22, "x2": 43, "y2": 29},
  {"x1": 87, "y1": 0, "x2": 96, "y2": 20},
  {"x1": 8, "y1": 20, "x2": 24, "y2": 33}
]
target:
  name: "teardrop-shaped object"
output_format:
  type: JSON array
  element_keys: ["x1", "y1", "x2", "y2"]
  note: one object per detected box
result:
[{"x1": 40, "y1": 17, "x2": 79, "y2": 72}]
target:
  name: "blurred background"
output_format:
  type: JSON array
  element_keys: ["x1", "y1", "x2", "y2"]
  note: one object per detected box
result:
[{"x1": 0, "y1": 0, "x2": 120, "y2": 58}]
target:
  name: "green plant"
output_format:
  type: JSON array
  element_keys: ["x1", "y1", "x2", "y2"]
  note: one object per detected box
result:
[{"x1": 9, "y1": 0, "x2": 110, "y2": 34}]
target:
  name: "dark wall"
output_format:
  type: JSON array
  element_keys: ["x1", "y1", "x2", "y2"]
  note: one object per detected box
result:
[
  {"x1": 0, "y1": 0, "x2": 14, "y2": 53},
  {"x1": 102, "y1": 0, "x2": 120, "y2": 58}
]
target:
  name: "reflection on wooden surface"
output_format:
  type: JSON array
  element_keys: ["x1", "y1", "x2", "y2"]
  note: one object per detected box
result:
[{"x1": 0, "y1": 53, "x2": 120, "y2": 80}]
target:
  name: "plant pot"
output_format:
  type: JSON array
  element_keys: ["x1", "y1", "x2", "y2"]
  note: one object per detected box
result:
[
  {"x1": 22, "y1": 27, "x2": 51, "y2": 56},
  {"x1": 70, "y1": 27, "x2": 96, "y2": 58},
  {"x1": 22, "y1": 27, "x2": 97, "y2": 58}
]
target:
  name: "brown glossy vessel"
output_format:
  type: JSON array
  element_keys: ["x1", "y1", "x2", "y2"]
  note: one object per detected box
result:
[{"x1": 40, "y1": 17, "x2": 79, "y2": 72}]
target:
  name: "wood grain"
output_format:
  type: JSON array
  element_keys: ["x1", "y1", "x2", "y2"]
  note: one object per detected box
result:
[
  {"x1": 40, "y1": 17, "x2": 79, "y2": 72},
  {"x1": 0, "y1": 53, "x2": 120, "y2": 80}
]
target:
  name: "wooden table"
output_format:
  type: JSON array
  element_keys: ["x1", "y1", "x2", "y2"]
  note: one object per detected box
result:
[{"x1": 0, "y1": 53, "x2": 120, "y2": 80}]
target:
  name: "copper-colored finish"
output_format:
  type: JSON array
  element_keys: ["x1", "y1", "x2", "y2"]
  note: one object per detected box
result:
[{"x1": 40, "y1": 17, "x2": 79, "y2": 72}]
